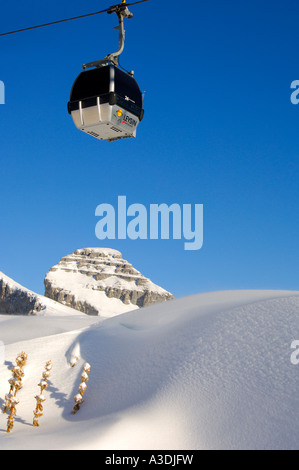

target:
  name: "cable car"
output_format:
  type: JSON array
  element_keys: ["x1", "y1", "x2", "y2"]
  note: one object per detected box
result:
[
  {"x1": 68, "y1": 64, "x2": 144, "y2": 142},
  {"x1": 68, "y1": 1, "x2": 145, "y2": 142}
]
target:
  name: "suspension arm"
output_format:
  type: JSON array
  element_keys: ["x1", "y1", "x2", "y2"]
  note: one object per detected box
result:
[{"x1": 82, "y1": 3, "x2": 133, "y2": 70}]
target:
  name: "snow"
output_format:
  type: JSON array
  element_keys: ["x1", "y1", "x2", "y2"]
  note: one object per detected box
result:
[
  {"x1": 1, "y1": 289, "x2": 299, "y2": 450},
  {"x1": 0, "y1": 272, "x2": 40, "y2": 294},
  {"x1": 46, "y1": 270, "x2": 139, "y2": 318},
  {"x1": 0, "y1": 271, "x2": 84, "y2": 317},
  {"x1": 47, "y1": 250, "x2": 171, "y2": 304},
  {"x1": 76, "y1": 248, "x2": 122, "y2": 258}
]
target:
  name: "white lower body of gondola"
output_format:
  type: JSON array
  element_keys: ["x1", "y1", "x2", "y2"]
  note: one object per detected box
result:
[{"x1": 70, "y1": 101, "x2": 140, "y2": 142}]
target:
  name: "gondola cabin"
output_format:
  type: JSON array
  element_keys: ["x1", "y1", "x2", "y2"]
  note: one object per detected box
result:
[{"x1": 68, "y1": 64, "x2": 144, "y2": 142}]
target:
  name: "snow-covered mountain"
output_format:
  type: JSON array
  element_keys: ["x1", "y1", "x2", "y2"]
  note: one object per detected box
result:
[
  {"x1": 1, "y1": 289, "x2": 299, "y2": 450},
  {"x1": 44, "y1": 248, "x2": 174, "y2": 317},
  {"x1": 0, "y1": 272, "x2": 82, "y2": 316}
]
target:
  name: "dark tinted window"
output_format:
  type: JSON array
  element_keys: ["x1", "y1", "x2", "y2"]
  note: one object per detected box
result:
[
  {"x1": 114, "y1": 67, "x2": 143, "y2": 110},
  {"x1": 70, "y1": 66, "x2": 111, "y2": 102}
]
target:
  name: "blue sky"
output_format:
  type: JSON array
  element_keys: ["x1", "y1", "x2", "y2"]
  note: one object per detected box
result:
[{"x1": 0, "y1": 0, "x2": 299, "y2": 298}]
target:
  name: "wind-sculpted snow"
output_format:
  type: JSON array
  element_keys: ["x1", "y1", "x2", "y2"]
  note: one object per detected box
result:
[{"x1": 0, "y1": 289, "x2": 299, "y2": 450}]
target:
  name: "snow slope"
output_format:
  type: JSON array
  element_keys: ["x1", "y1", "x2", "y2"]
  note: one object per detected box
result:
[
  {"x1": 0, "y1": 271, "x2": 85, "y2": 317},
  {"x1": 45, "y1": 270, "x2": 139, "y2": 317},
  {"x1": 1, "y1": 289, "x2": 299, "y2": 450}
]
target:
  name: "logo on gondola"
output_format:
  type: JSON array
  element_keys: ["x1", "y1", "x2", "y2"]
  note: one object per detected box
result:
[
  {"x1": 114, "y1": 109, "x2": 137, "y2": 128},
  {"x1": 123, "y1": 115, "x2": 137, "y2": 127},
  {"x1": 125, "y1": 96, "x2": 135, "y2": 104}
]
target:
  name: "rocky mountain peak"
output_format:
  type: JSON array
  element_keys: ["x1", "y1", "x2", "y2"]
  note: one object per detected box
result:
[{"x1": 44, "y1": 248, "x2": 174, "y2": 317}]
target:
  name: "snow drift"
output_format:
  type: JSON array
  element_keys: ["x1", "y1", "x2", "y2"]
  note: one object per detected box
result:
[{"x1": 1, "y1": 289, "x2": 299, "y2": 450}]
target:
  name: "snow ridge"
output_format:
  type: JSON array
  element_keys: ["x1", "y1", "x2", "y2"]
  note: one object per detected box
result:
[{"x1": 1, "y1": 289, "x2": 299, "y2": 449}]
